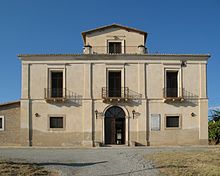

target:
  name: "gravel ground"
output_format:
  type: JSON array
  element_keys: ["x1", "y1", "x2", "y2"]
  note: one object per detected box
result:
[{"x1": 0, "y1": 146, "x2": 215, "y2": 176}]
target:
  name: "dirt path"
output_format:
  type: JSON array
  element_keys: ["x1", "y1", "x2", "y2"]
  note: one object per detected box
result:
[{"x1": 0, "y1": 146, "x2": 218, "y2": 176}]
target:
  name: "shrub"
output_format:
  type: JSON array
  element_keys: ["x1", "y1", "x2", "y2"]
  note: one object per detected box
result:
[{"x1": 209, "y1": 110, "x2": 220, "y2": 144}]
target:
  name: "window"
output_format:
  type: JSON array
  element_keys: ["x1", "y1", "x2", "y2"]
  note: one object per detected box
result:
[
  {"x1": 164, "y1": 68, "x2": 182, "y2": 99},
  {"x1": 0, "y1": 116, "x2": 4, "y2": 131},
  {"x1": 50, "y1": 117, "x2": 64, "y2": 128},
  {"x1": 151, "y1": 114, "x2": 161, "y2": 131},
  {"x1": 108, "y1": 71, "x2": 121, "y2": 97},
  {"x1": 166, "y1": 71, "x2": 178, "y2": 97},
  {"x1": 108, "y1": 42, "x2": 122, "y2": 54},
  {"x1": 51, "y1": 71, "x2": 63, "y2": 98},
  {"x1": 166, "y1": 116, "x2": 180, "y2": 128}
]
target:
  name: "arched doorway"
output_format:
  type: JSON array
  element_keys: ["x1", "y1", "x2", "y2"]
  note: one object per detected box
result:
[{"x1": 104, "y1": 106, "x2": 125, "y2": 145}]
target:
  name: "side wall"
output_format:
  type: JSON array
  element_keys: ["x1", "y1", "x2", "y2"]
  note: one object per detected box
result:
[{"x1": 0, "y1": 103, "x2": 21, "y2": 146}]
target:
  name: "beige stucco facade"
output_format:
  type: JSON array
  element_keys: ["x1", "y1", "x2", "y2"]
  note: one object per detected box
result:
[{"x1": 0, "y1": 24, "x2": 210, "y2": 147}]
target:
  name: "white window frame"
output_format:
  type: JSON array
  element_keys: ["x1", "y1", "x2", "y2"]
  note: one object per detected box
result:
[
  {"x1": 164, "y1": 68, "x2": 182, "y2": 97},
  {"x1": 0, "y1": 116, "x2": 5, "y2": 131},
  {"x1": 107, "y1": 39, "x2": 125, "y2": 54},
  {"x1": 47, "y1": 67, "x2": 66, "y2": 98},
  {"x1": 106, "y1": 67, "x2": 125, "y2": 90}
]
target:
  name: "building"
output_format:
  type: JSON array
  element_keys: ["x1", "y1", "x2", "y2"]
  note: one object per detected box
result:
[{"x1": 0, "y1": 24, "x2": 210, "y2": 147}]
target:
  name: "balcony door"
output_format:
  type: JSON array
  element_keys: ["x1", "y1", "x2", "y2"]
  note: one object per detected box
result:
[
  {"x1": 51, "y1": 72, "x2": 63, "y2": 98},
  {"x1": 166, "y1": 71, "x2": 178, "y2": 97},
  {"x1": 108, "y1": 71, "x2": 121, "y2": 97}
]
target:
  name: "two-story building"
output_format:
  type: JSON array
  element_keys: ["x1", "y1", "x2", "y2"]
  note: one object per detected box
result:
[{"x1": 0, "y1": 24, "x2": 210, "y2": 147}]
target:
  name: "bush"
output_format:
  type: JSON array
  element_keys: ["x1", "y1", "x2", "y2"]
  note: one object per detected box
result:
[{"x1": 209, "y1": 110, "x2": 220, "y2": 144}]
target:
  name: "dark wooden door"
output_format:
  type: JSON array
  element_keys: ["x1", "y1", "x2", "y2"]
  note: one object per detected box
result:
[
  {"x1": 108, "y1": 71, "x2": 121, "y2": 97},
  {"x1": 105, "y1": 117, "x2": 115, "y2": 144},
  {"x1": 104, "y1": 106, "x2": 125, "y2": 145}
]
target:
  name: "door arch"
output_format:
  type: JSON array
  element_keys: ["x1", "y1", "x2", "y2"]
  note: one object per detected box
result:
[{"x1": 104, "y1": 106, "x2": 125, "y2": 145}]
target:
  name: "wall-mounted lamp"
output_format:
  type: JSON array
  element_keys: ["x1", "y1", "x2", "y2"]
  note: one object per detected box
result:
[
  {"x1": 181, "y1": 60, "x2": 187, "y2": 67},
  {"x1": 94, "y1": 110, "x2": 103, "y2": 119},
  {"x1": 95, "y1": 110, "x2": 98, "y2": 119},
  {"x1": 132, "y1": 110, "x2": 141, "y2": 119},
  {"x1": 191, "y1": 112, "x2": 196, "y2": 117},
  {"x1": 132, "y1": 110, "x2": 136, "y2": 119},
  {"x1": 35, "y1": 113, "x2": 40, "y2": 117}
]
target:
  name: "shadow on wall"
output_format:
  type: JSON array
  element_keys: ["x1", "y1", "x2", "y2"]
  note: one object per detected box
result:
[
  {"x1": 47, "y1": 94, "x2": 83, "y2": 107},
  {"x1": 167, "y1": 89, "x2": 199, "y2": 107}
]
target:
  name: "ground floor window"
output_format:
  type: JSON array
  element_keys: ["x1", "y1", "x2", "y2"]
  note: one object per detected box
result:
[
  {"x1": 0, "y1": 116, "x2": 4, "y2": 131},
  {"x1": 165, "y1": 116, "x2": 180, "y2": 128},
  {"x1": 49, "y1": 117, "x2": 64, "y2": 129}
]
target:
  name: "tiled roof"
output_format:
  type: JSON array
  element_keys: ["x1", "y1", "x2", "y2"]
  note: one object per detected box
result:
[{"x1": 0, "y1": 100, "x2": 20, "y2": 107}]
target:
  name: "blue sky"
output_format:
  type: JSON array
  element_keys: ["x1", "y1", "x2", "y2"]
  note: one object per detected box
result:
[{"x1": 0, "y1": 0, "x2": 219, "y2": 110}]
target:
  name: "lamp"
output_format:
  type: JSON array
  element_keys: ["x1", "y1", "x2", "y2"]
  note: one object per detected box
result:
[
  {"x1": 191, "y1": 112, "x2": 196, "y2": 117},
  {"x1": 95, "y1": 110, "x2": 98, "y2": 119},
  {"x1": 132, "y1": 110, "x2": 136, "y2": 119},
  {"x1": 35, "y1": 113, "x2": 40, "y2": 117}
]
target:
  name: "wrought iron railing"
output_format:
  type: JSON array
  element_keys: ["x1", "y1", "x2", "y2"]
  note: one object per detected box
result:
[
  {"x1": 102, "y1": 87, "x2": 142, "y2": 101},
  {"x1": 44, "y1": 88, "x2": 66, "y2": 100},
  {"x1": 163, "y1": 88, "x2": 183, "y2": 98}
]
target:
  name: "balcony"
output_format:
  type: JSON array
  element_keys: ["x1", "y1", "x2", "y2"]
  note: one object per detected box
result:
[
  {"x1": 102, "y1": 87, "x2": 142, "y2": 103},
  {"x1": 163, "y1": 88, "x2": 184, "y2": 102},
  {"x1": 44, "y1": 88, "x2": 67, "y2": 102},
  {"x1": 83, "y1": 45, "x2": 147, "y2": 54}
]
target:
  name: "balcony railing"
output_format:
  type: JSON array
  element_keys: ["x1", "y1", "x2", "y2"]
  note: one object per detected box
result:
[
  {"x1": 44, "y1": 88, "x2": 66, "y2": 102},
  {"x1": 83, "y1": 46, "x2": 147, "y2": 54},
  {"x1": 163, "y1": 88, "x2": 184, "y2": 102},
  {"x1": 102, "y1": 87, "x2": 142, "y2": 102}
]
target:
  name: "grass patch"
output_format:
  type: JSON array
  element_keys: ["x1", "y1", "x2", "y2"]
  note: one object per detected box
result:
[
  {"x1": 145, "y1": 148, "x2": 220, "y2": 176},
  {"x1": 0, "y1": 160, "x2": 55, "y2": 176}
]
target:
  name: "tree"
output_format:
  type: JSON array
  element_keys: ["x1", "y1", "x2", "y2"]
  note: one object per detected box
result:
[{"x1": 209, "y1": 110, "x2": 220, "y2": 144}]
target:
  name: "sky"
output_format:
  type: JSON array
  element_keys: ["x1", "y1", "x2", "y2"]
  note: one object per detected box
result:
[{"x1": 0, "y1": 0, "x2": 219, "y2": 110}]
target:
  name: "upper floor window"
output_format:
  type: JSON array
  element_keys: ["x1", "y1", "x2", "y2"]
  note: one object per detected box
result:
[
  {"x1": 108, "y1": 42, "x2": 122, "y2": 54},
  {"x1": 164, "y1": 68, "x2": 183, "y2": 100},
  {"x1": 108, "y1": 71, "x2": 121, "y2": 97},
  {"x1": 166, "y1": 71, "x2": 178, "y2": 97},
  {"x1": 0, "y1": 116, "x2": 5, "y2": 131},
  {"x1": 51, "y1": 71, "x2": 63, "y2": 98}
]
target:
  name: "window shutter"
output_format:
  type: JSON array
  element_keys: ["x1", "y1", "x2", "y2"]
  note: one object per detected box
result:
[{"x1": 151, "y1": 114, "x2": 161, "y2": 131}]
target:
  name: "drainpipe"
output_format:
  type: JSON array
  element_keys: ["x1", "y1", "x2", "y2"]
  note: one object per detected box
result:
[
  {"x1": 92, "y1": 102, "x2": 95, "y2": 147},
  {"x1": 27, "y1": 64, "x2": 32, "y2": 146},
  {"x1": 146, "y1": 100, "x2": 150, "y2": 146},
  {"x1": 128, "y1": 115, "x2": 131, "y2": 146}
]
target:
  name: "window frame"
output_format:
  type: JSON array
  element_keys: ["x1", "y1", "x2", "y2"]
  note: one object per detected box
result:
[
  {"x1": 165, "y1": 114, "x2": 182, "y2": 129},
  {"x1": 164, "y1": 68, "x2": 182, "y2": 98},
  {"x1": 48, "y1": 115, "x2": 66, "y2": 131},
  {"x1": 47, "y1": 67, "x2": 66, "y2": 99},
  {"x1": 0, "y1": 116, "x2": 5, "y2": 131},
  {"x1": 107, "y1": 39, "x2": 125, "y2": 54}
]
